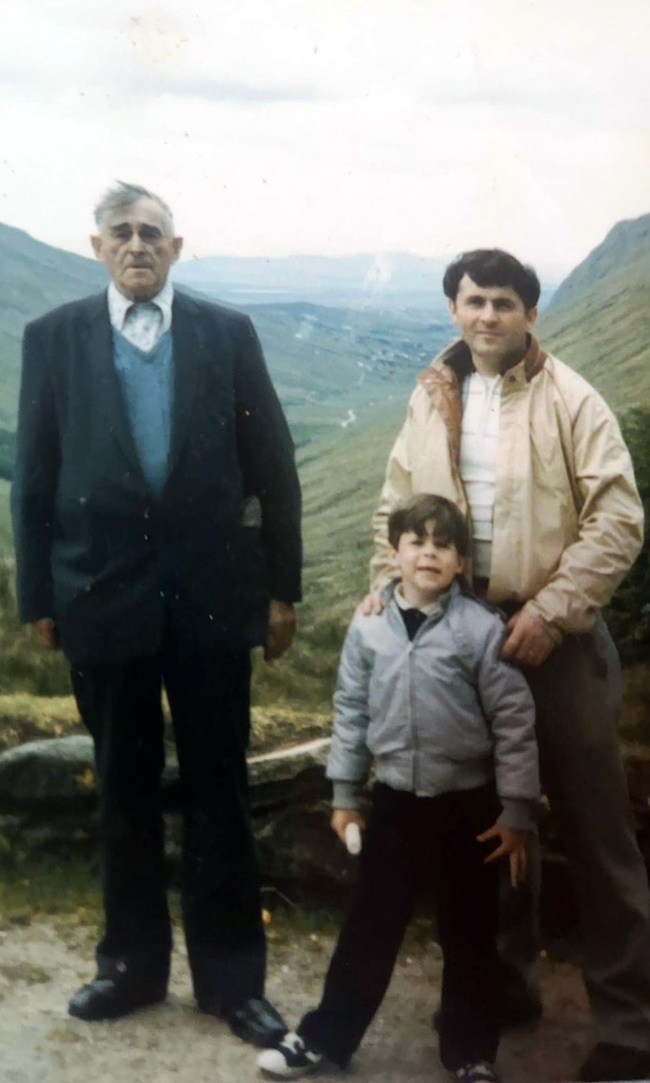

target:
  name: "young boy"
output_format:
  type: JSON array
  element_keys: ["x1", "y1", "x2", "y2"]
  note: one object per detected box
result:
[{"x1": 257, "y1": 494, "x2": 540, "y2": 1083}]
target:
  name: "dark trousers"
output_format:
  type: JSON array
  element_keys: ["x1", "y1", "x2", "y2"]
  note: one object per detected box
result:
[
  {"x1": 298, "y1": 782, "x2": 501, "y2": 1071},
  {"x1": 70, "y1": 640, "x2": 266, "y2": 1010},
  {"x1": 497, "y1": 617, "x2": 650, "y2": 1049}
]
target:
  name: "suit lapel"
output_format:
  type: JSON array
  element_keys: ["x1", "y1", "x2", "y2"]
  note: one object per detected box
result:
[
  {"x1": 82, "y1": 292, "x2": 147, "y2": 481},
  {"x1": 166, "y1": 290, "x2": 204, "y2": 483}
]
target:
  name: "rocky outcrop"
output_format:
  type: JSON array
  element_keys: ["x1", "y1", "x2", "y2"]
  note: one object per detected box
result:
[
  {"x1": 0, "y1": 736, "x2": 96, "y2": 804},
  {"x1": 0, "y1": 734, "x2": 332, "y2": 810},
  {"x1": 0, "y1": 734, "x2": 351, "y2": 885},
  {"x1": 4, "y1": 735, "x2": 650, "y2": 917}
]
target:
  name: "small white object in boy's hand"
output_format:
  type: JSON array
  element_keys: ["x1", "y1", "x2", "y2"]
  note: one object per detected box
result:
[{"x1": 345, "y1": 822, "x2": 362, "y2": 855}]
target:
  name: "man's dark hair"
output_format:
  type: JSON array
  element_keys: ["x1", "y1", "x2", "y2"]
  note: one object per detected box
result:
[
  {"x1": 388, "y1": 494, "x2": 469, "y2": 557},
  {"x1": 443, "y1": 248, "x2": 541, "y2": 310}
]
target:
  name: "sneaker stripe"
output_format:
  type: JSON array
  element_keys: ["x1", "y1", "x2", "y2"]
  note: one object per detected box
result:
[
  {"x1": 257, "y1": 1032, "x2": 323, "y2": 1079},
  {"x1": 455, "y1": 1061, "x2": 500, "y2": 1083}
]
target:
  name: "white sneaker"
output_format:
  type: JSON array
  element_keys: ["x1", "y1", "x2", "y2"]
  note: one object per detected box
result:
[
  {"x1": 256, "y1": 1031, "x2": 324, "y2": 1079},
  {"x1": 454, "y1": 1061, "x2": 501, "y2": 1083}
]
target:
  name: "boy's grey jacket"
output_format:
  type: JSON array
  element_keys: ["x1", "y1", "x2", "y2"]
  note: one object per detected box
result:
[{"x1": 328, "y1": 580, "x2": 540, "y2": 830}]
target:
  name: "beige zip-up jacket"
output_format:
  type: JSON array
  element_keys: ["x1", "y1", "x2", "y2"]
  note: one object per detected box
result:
[{"x1": 370, "y1": 337, "x2": 644, "y2": 639}]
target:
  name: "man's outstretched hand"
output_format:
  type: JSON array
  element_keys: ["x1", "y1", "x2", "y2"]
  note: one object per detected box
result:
[
  {"x1": 264, "y1": 600, "x2": 296, "y2": 661},
  {"x1": 477, "y1": 821, "x2": 529, "y2": 888},
  {"x1": 31, "y1": 618, "x2": 60, "y2": 650},
  {"x1": 501, "y1": 608, "x2": 555, "y2": 667}
]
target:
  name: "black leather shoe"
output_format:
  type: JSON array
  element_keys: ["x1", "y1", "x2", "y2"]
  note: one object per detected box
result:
[
  {"x1": 580, "y1": 1042, "x2": 650, "y2": 1082},
  {"x1": 68, "y1": 977, "x2": 166, "y2": 1021},
  {"x1": 216, "y1": 995, "x2": 288, "y2": 1048}
]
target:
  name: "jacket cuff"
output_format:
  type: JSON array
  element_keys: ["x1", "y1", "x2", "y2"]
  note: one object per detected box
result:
[
  {"x1": 332, "y1": 780, "x2": 363, "y2": 809},
  {"x1": 266, "y1": 580, "x2": 302, "y2": 605},
  {"x1": 497, "y1": 797, "x2": 539, "y2": 832},
  {"x1": 522, "y1": 601, "x2": 563, "y2": 645}
]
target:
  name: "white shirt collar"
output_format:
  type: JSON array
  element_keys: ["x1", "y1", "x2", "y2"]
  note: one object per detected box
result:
[
  {"x1": 394, "y1": 584, "x2": 443, "y2": 617},
  {"x1": 107, "y1": 279, "x2": 174, "y2": 334}
]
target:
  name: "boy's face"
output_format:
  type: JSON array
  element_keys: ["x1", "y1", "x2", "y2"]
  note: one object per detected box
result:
[{"x1": 392, "y1": 521, "x2": 464, "y2": 605}]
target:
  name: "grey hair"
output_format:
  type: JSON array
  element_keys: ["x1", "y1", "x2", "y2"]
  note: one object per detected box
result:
[{"x1": 93, "y1": 181, "x2": 175, "y2": 231}]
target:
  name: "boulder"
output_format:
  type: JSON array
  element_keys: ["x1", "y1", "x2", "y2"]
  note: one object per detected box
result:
[
  {"x1": 4, "y1": 734, "x2": 650, "y2": 921},
  {"x1": 0, "y1": 736, "x2": 96, "y2": 806},
  {"x1": 0, "y1": 735, "x2": 334, "y2": 878},
  {"x1": 0, "y1": 734, "x2": 332, "y2": 811},
  {"x1": 248, "y1": 737, "x2": 330, "y2": 812},
  {"x1": 256, "y1": 800, "x2": 360, "y2": 889}
]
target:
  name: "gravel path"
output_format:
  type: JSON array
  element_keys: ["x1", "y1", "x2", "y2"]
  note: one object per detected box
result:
[{"x1": 0, "y1": 916, "x2": 592, "y2": 1083}]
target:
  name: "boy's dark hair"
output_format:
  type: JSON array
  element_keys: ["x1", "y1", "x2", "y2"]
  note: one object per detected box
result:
[
  {"x1": 443, "y1": 248, "x2": 541, "y2": 311},
  {"x1": 388, "y1": 494, "x2": 470, "y2": 557}
]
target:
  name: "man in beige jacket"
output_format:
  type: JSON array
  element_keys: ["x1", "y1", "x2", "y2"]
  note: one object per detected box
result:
[{"x1": 368, "y1": 249, "x2": 650, "y2": 1083}]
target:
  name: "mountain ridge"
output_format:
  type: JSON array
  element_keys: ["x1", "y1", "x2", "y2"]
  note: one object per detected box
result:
[{"x1": 538, "y1": 212, "x2": 650, "y2": 411}]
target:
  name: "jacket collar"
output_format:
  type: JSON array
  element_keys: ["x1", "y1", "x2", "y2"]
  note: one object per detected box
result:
[
  {"x1": 418, "y1": 334, "x2": 546, "y2": 391},
  {"x1": 415, "y1": 335, "x2": 547, "y2": 464},
  {"x1": 382, "y1": 576, "x2": 460, "y2": 619}
]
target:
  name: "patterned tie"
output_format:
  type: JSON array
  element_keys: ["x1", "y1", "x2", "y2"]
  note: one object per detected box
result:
[{"x1": 123, "y1": 301, "x2": 163, "y2": 353}]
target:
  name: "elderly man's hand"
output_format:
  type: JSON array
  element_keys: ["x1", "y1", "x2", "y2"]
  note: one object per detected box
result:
[
  {"x1": 31, "y1": 618, "x2": 60, "y2": 650},
  {"x1": 501, "y1": 608, "x2": 555, "y2": 667},
  {"x1": 264, "y1": 600, "x2": 296, "y2": 661}
]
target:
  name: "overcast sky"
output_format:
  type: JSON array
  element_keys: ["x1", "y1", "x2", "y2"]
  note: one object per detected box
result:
[{"x1": 2, "y1": 0, "x2": 649, "y2": 277}]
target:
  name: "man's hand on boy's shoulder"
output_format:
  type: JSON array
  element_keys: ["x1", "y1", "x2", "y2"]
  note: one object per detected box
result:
[
  {"x1": 477, "y1": 821, "x2": 529, "y2": 889},
  {"x1": 356, "y1": 592, "x2": 384, "y2": 617}
]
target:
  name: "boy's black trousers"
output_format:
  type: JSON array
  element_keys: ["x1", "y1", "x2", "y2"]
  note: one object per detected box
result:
[
  {"x1": 70, "y1": 643, "x2": 266, "y2": 1011},
  {"x1": 298, "y1": 781, "x2": 502, "y2": 1070}
]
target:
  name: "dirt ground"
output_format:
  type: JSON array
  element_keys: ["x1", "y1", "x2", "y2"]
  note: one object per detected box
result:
[{"x1": 0, "y1": 915, "x2": 594, "y2": 1083}]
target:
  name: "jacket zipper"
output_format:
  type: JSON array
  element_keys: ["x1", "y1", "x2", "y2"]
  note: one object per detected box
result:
[{"x1": 404, "y1": 607, "x2": 442, "y2": 795}]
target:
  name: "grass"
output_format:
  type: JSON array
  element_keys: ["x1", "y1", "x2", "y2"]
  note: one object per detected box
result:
[
  {"x1": 0, "y1": 691, "x2": 330, "y2": 758},
  {"x1": 0, "y1": 480, "x2": 13, "y2": 558},
  {"x1": 0, "y1": 693, "x2": 82, "y2": 752},
  {"x1": 0, "y1": 853, "x2": 103, "y2": 925},
  {"x1": 251, "y1": 399, "x2": 405, "y2": 710},
  {"x1": 0, "y1": 850, "x2": 342, "y2": 951},
  {"x1": 0, "y1": 851, "x2": 436, "y2": 958}
]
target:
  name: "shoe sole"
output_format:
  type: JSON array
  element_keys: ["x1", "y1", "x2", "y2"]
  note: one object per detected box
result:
[
  {"x1": 257, "y1": 1057, "x2": 323, "y2": 1080},
  {"x1": 68, "y1": 993, "x2": 166, "y2": 1021}
]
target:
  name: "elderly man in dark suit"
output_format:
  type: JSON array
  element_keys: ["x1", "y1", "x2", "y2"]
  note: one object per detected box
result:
[{"x1": 11, "y1": 182, "x2": 301, "y2": 1047}]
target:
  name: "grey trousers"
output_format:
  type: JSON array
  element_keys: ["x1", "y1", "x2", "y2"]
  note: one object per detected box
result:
[{"x1": 501, "y1": 616, "x2": 650, "y2": 1050}]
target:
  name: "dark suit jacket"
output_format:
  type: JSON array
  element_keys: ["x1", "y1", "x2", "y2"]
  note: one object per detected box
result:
[{"x1": 11, "y1": 288, "x2": 302, "y2": 662}]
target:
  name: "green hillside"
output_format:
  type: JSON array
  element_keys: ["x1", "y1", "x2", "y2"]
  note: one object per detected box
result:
[
  {"x1": 253, "y1": 400, "x2": 408, "y2": 705},
  {"x1": 538, "y1": 213, "x2": 650, "y2": 412},
  {"x1": 0, "y1": 223, "x2": 445, "y2": 437},
  {"x1": 1, "y1": 215, "x2": 648, "y2": 716},
  {"x1": 240, "y1": 300, "x2": 442, "y2": 439},
  {"x1": 0, "y1": 224, "x2": 107, "y2": 429},
  {"x1": 0, "y1": 480, "x2": 13, "y2": 557}
]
